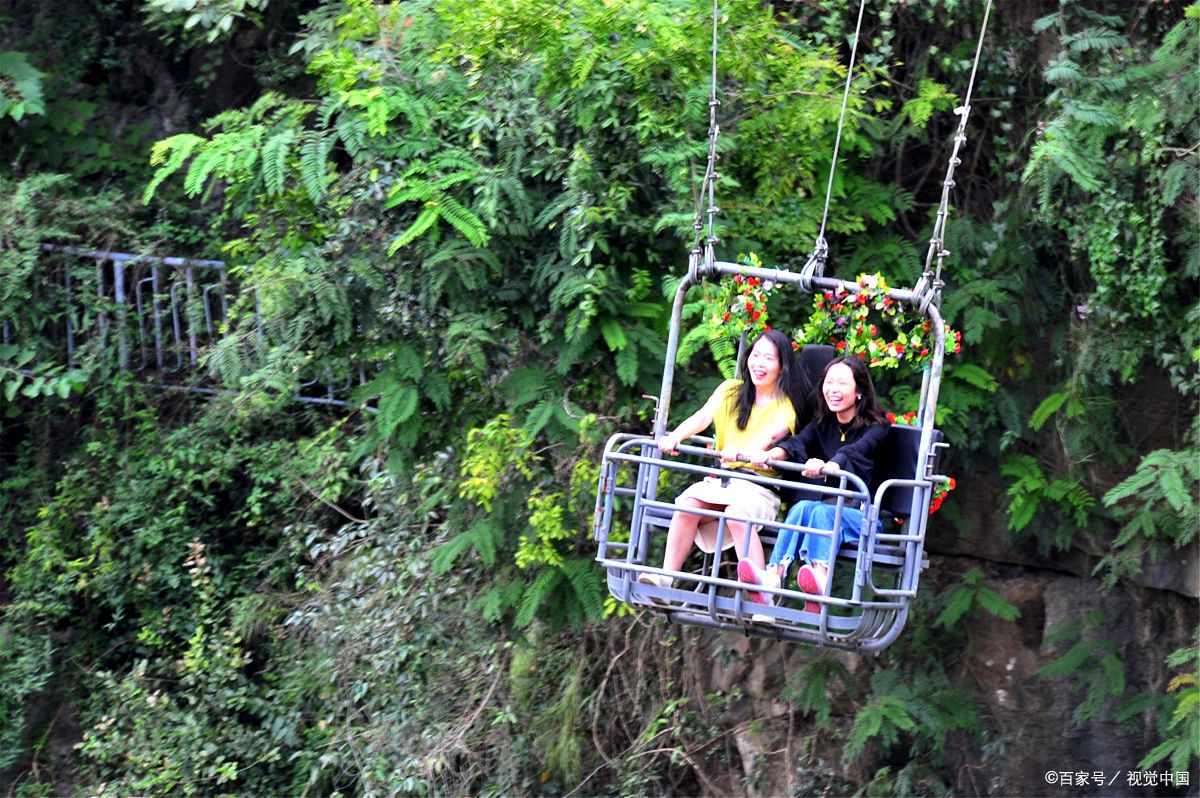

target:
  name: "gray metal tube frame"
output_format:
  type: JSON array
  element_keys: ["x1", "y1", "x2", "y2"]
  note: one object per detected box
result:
[{"x1": 629, "y1": 256, "x2": 947, "y2": 648}]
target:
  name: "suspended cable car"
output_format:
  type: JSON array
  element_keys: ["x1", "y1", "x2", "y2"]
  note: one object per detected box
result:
[{"x1": 592, "y1": 0, "x2": 992, "y2": 651}]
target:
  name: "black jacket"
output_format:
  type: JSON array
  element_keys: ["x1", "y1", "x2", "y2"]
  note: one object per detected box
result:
[{"x1": 777, "y1": 418, "x2": 888, "y2": 498}]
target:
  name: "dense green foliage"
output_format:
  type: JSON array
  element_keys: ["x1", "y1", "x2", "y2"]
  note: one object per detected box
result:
[{"x1": 1, "y1": 0, "x2": 1196, "y2": 795}]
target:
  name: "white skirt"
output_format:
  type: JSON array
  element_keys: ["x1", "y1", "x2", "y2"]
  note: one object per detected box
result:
[{"x1": 675, "y1": 474, "x2": 781, "y2": 553}]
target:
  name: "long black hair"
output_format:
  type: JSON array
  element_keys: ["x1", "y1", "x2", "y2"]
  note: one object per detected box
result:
[
  {"x1": 732, "y1": 329, "x2": 812, "y2": 430},
  {"x1": 813, "y1": 355, "x2": 890, "y2": 436}
]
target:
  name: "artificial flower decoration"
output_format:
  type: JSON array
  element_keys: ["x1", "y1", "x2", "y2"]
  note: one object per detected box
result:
[
  {"x1": 794, "y1": 272, "x2": 961, "y2": 373},
  {"x1": 700, "y1": 257, "x2": 961, "y2": 517},
  {"x1": 701, "y1": 252, "x2": 778, "y2": 342},
  {"x1": 929, "y1": 476, "x2": 957, "y2": 514}
]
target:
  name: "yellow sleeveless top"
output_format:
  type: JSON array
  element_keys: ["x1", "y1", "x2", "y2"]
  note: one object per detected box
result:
[{"x1": 711, "y1": 379, "x2": 797, "y2": 476}]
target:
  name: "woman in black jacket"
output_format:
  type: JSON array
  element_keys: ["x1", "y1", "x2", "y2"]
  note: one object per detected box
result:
[{"x1": 736, "y1": 355, "x2": 889, "y2": 612}]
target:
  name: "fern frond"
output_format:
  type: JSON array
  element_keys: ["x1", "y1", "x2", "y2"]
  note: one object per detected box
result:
[
  {"x1": 431, "y1": 169, "x2": 478, "y2": 192},
  {"x1": 1044, "y1": 59, "x2": 1083, "y2": 85},
  {"x1": 423, "y1": 369, "x2": 451, "y2": 410},
  {"x1": 504, "y1": 366, "x2": 550, "y2": 408},
  {"x1": 393, "y1": 342, "x2": 424, "y2": 381},
  {"x1": 335, "y1": 112, "x2": 367, "y2": 156},
  {"x1": 707, "y1": 334, "x2": 737, "y2": 378},
  {"x1": 436, "y1": 194, "x2": 489, "y2": 247},
  {"x1": 1075, "y1": 8, "x2": 1125, "y2": 28},
  {"x1": 976, "y1": 585, "x2": 1021, "y2": 621},
  {"x1": 431, "y1": 529, "x2": 476, "y2": 573},
  {"x1": 560, "y1": 557, "x2": 605, "y2": 622},
  {"x1": 299, "y1": 132, "x2": 334, "y2": 202},
  {"x1": 182, "y1": 143, "x2": 225, "y2": 197},
  {"x1": 384, "y1": 180, "x2": 439, "y2": 208},
  {"x1": 598, "y1": 318, "x2": 627, "y2": 351},
  {"x1": 1031, "y1": 12, "x2": 1061, "y2": 34},
  {"x1": 261, "y1": 128, "x2": 296, "y2": 195},
  {"x1": 534, "y1": 191, "x2": 579, "y2": 229},
  {"x1": 387, "y1": 206, "x2": 440, "y2": 256},
  {"x1": 1102, "y1": 450, "x2": 1170, "y2": 505},
  {"x1": 469, "y1": 516, "x2": 501, "y2": 567},
  {"x1": 498, "y1": 173, "x2": 533, "y2": 226},
  {"x1": 514, "y1": 567, "x2": 564, "y2": 628},
  {"x1": 960, "y1": 306, "x2": 1002, "y2": 344},
  {"x1": 1160, "y1": 160, "x2": 1191, "y2": 206},
  {"x1": 377, "y1": 384, "x2": 419, "y2": 437},
  {"x1": 524, "y1": 399, "x2": 556, "y2": 437},
  {"x1": 547, "y1": 271, "x2": 591, "y2": 312},
  {"x1": 143, "y1": 134, "x2": 207, "y2": 203},
  {"x1": 615, "y1": 343, "x2": 639, "y2": 387},
  {"x1": 1064, "y1": 100, "x2": 1120, "y2": 129},
  {"x1": 555, "y1": 328, "x2": 598, "y2": 376},
  {"x1": 676, "y1": 325, "x2": 711, "y2": 364},
  {"x1": 1030, "y1": 391, "x2": 1069, "y2": 431},
  {"x1": 1064, "y1": 27, "x2": 1128, "y2": 55}
]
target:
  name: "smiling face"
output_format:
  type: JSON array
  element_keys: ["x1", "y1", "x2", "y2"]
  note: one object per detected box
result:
[
  {"x1": 746, "y1": 336, "x2": 782, "y2": 392},
  {"x1": 822, "y1": 362, "x2": 859, "y2": 419}
]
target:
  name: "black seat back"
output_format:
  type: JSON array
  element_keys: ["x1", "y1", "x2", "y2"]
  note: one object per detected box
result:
[
  {"x1": 798, "y1": 344, "x2": 835, "y2": 397},
  {"x1": 874, "y1": 423, "x2": 944, "y2": 517}
]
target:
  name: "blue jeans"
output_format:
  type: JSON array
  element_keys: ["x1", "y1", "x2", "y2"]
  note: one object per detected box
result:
[{"x1": 767, "y1": 500, "x2": 881, "y2": 571}]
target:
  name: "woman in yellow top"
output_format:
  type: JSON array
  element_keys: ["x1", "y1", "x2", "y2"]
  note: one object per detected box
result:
[{"x1": 643, "y1": 329, "x2": 813, "y2": 605}]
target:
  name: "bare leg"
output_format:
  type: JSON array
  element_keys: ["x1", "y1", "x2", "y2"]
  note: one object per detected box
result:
[
  {"x1": 725, "y1": 507, "x2": 765, "y2": 570},
  {"x1": 662, "y1": 497, "x2": 718, "y2": 571}
]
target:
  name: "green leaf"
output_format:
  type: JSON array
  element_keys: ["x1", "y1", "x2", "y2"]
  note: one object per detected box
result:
[
  {"x1": 1102, "y1": 457, "x2": 1162, "y2": 505},
  {"x1": 261, "y1": 128, "x2": 296, "y2": 195},
  {"x1": 0, "y1": 51, "x2": 45, "y2": 119},
  {"x1": 976, "y1": 585, "x2": 1021, "y2": 621},
  {"x1": 1064, "y1": 27, "x2": 1128, "y2": 55},
  {"x1": 514, "y1": 568, "x2": 563, "y2": 628},
  {"x1": 1032, "y1": 12, "x2": 1061, "y2": 34},
  {"x1": 1044, "y1": 59, "x2": 1083, "y2": 85},
  {"x1": 524, "y1": 399, "x2": 555, "y2": 437},
  {"x1": 933, "y1": 585, "x2": 973, "y2": 628},
  {"x1": 599, "y1": 318, "x2": 627, "y2": 351},
  {"x1": 615, "y1": 345, "x2": 639, "y2": 387},
  {"x1": 948, "y1": 363, "x2": 998, "y2": 392},
  {"x1": 560, "y1": 557, "x2": 605, "y2": 623},
  {"x1": 435, "y1": 194, "x2": 489, "y2": 248},
  {"x1": 1030, "y1": 391, "x2": 1068, "y2": 431},
  {"x1": 387, "y1": 206, "x2": 440, "y2": 256},
  {"x1": 1160, "y1": 467, "x2": 1188, "y2": 513},
  {"x1": 393, "y1": 342, "x2": 424, "y2": 381},
  {"x1": 377, "y1": 385, "x2": 419, "y2": 438},
  {"x1": 143, "y1": 133, "x2": 207, "y2": 203},
  {"x1": 430, "y1": 529, "x2": 476, "y2": 573},
  {"x1": 299, "y1": 131, "x2": 334, "y2": 202},
  {"x1": 468, "y1": 516, "x2": 499, "y2": 567},
  {"x1": 423, "y1": 370, "x2": 451, "y2": 411},
  {"x1": 1037, "y1": 640, "x2": 1093, "y2": 679},
  {"x1": 505, "y1": 368, "x2": 550, "y2": 409}
]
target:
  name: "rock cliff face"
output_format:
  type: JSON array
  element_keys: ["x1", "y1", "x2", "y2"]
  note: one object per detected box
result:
[{"x1": 678, "y1": 484, "x2": 1198, "y2": 797}]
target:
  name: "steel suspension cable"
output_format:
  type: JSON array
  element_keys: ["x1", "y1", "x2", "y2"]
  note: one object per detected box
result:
[
  {"x1": 916, "y1": 0, "x2": 993, "y2": 311},
  {"x1": 689, "y1": 0, "x2": 723, "y2": 280},
  {"x1": 800, "y1": 0, "x2": 868, "y2": 287},
  {"x1": 816, "y1": 0, "x2": 869, "y2": 247}
]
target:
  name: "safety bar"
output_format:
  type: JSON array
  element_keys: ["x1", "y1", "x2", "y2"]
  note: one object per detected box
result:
[{"x1": 595, "y1": 434, "x2": 923, "y2": 646}]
